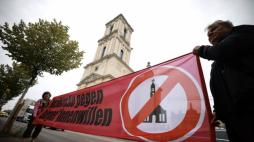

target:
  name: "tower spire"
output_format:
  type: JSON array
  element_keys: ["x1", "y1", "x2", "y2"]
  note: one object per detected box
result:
[{"x1": 77, "y1": 14, "x2": 134, "y2": 90}]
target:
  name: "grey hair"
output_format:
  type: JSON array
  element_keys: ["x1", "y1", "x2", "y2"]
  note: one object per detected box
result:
[{"x1": 205, "y1": 20, "x2": 234, "y2": 31}]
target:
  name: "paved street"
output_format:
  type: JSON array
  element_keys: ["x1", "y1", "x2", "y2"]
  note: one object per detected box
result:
[
  {"x1": 215, "y1": 129, "x2": 229, "y2": 142},
  {"x1": 39, "y1": 127, "x2": 135, "y2": 142},
  {"x1": 1, "y1": 117, "x2": 229, "y2": 142},
  {"x1": 0, "y1": 117, "x2": 135, "y2": 142}
]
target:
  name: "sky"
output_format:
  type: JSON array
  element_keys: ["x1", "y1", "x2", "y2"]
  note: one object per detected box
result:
[{"x1": 1, "y1": 0, "x2": 254, "y2": 111}]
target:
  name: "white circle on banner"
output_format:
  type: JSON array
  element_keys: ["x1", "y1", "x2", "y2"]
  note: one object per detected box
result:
[
  {"x1": 120, "y1": 65, "x2": 205, "y2": 142},
  {"x1": 128, "y1": 75, "x2": 188, "y2": 133}
]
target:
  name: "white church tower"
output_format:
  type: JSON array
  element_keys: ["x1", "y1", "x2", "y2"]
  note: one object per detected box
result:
[{"x1": 77, "y1": 14, "x2": 134, "y2": 90}]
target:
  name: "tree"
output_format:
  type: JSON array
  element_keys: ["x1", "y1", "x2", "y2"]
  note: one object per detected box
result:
[
  {"x1": 0, "y1": 19, "x2": 84, "y2": 132},
  {"x1": 0, "y1": 62, "x2": 37, "y2": 104}
]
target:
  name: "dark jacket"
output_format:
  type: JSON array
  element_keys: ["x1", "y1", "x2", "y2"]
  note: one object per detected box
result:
[
  {"x1": 198, "y1": 25, "x2": 254, "y2": 118},
  {"x1": 209, "y1": 61, "x2": 232, "y2": 121}
]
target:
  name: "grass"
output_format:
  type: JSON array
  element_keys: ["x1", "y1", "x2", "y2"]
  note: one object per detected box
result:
[
  {"x1": 0, "y1": 132, "x2": 10, "y2": 137},
  {"x1": 0, "y1": 125, "x2": 26, "y2": 138},
  {"x1": 12, "y1": 126, "x2": 26, "y2": 137}
]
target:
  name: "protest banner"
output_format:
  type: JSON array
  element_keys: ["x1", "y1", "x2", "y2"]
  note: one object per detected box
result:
[{"x1": 34, "y1": 53, "x2": 215, "y2": 142}]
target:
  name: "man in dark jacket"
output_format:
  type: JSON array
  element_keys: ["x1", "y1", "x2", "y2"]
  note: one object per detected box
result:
[{"x1": 193, "y1": 20, "x2": 254, "y2": 142}]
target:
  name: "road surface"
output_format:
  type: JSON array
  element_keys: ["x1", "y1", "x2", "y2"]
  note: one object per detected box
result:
[
  {"x1": 0, "y1": 117, "x2": 135, "y2": 142},
  {"x1": 0, "y1": 117, "x2": 229, "y2": 141}
]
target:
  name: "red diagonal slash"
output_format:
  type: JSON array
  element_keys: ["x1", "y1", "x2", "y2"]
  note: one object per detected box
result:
[{"x1": 132, "y1": 76, "x2": 178, "y2": 126}]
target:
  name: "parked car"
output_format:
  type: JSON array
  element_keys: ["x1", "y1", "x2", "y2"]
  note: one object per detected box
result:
[
  {"x1": 43, "y1": 125, "x2": 64, "y2": 131},
  {"x1": 0, "y1": 111, "x2": 9, "y2": 118},
  {"x1": 16, "y1": 99, "x2": 36, "y2": 123}
]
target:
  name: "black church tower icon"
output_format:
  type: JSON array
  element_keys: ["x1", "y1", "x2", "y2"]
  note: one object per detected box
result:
[{"x1": 143, "y1": 79, "x2": 167, "y2": 123}]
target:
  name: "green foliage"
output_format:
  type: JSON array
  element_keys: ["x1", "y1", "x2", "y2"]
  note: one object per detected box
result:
[
  {"x1": 0, "y1": 62, "x2": 36, "y2": 103},
  {"x1": 0, "y1": 19, "x2": 84, "y2": 80}
]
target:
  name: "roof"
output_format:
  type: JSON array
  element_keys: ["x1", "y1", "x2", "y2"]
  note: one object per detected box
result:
[{"x1": 105, "y1": 14, "x2": 134, "y2": 32}]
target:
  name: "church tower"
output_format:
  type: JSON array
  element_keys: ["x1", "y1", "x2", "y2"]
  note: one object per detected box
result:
[{"x1": 77, "y1": 14, "x2": 134, "y2": 90}]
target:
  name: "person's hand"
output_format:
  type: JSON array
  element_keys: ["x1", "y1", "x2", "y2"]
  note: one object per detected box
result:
[
  {"x1": 192, "y1": 46, "x2": 201, "y2": 55},
  {"x1": 211, "y1": 112, "x2": 216, "y2": 124}
]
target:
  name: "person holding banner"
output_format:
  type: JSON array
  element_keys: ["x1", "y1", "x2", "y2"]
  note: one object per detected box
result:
[
  {"x1": 193, "y1": 20, "x2": 254, "y2": 142},
  {"x1": 22, "y1": 92, "x2": 51, "y2": 142}
]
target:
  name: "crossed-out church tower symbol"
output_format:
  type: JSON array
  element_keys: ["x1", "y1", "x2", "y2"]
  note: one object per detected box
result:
[{"x1": 143, "y1": 79, "x2": 167, "y2": 123}]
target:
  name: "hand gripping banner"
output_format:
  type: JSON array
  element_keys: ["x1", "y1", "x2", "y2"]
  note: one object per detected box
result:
[{"x1": 34, "y1": 53, "x2": 215, "y2": 142}]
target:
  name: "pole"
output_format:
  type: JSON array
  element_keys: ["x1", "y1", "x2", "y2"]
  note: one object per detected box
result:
[{"x1": 6, "y1": 103, "x2": 24, "y2": 134}]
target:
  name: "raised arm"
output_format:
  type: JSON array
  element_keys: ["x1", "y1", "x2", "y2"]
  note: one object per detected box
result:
[{"x1": 198, "y1": 26, "x2": 254, "y2": 61}]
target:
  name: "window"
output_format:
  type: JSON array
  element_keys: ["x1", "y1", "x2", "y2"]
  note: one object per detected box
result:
[
  {"x1": 101, "y1": 47, "x2": 106, "y2": 58},
  {"x1": 123, "y1": 29, "x2": 127, "y2": 38},
  {"x1": 94, "y1": 66, "x2": 99, "y2": 72},
  {"x1": 110, "y1": 26, "x2": 113, "y2": 34},
  {"x1": 120, "y1": 50, "x2": 123, "y2": 59},
  {"x1": 26, "y1": 108, "x2": 34, "y2": 114}
]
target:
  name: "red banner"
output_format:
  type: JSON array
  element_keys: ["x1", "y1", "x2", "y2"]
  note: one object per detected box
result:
[{"x1": 34, "y1": 53, "x2": 215, "y2": 142}]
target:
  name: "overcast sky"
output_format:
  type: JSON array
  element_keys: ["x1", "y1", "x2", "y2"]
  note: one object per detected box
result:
[{"x1": 1, "y1": 0, "x2": 254, "y2": 111}]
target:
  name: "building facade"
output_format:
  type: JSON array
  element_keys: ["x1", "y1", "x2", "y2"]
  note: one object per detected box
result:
[{"x1": 77, "y1": 14, "x2": 134, "y2": 90}]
